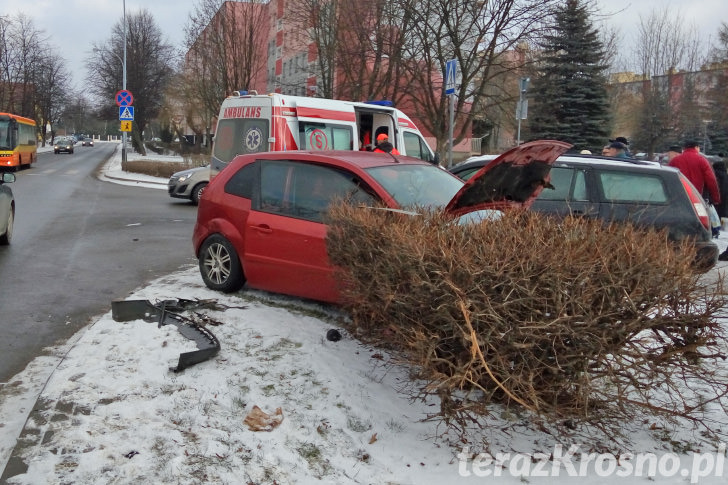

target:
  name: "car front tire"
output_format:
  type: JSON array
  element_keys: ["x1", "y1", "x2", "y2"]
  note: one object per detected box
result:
[
  {"x1": 191, "y1": 182, "x2": 208, "y2": 205},
  {"x1": 198, "y1": 234, "x2": 245, "y2": 293},
  {"x1": 0, "y1": 208, "x2": 13, "y2": 245}
]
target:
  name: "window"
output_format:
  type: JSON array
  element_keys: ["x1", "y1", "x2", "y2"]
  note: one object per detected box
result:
[
  {"x1": 573, "y1": 170, "x2": 588, "y2": 200},
  {"x1": 538, "y1": 167, "x2": 573, "y2": 200},
  {"x1": 599, "y1": 171, "x2": 668, "y2": 203},
  {"x1": 402, "y1": 132, "x2": 433, "y2": 162},
  {"x1": 213, "y1": 118, "x2": 270, "y2": 164},
  {"x1": 289, "y1": 163, "x2": 375, "y2": 221},
  {"x1": 298, "y1": 121, "x2": 353, "y2": 151},
  {"x1": 259, "y1": 161, "x2": 376, "y2": 222},
  {"x1": 225, "y1": 162, "x2": 257, "y2": 199}
]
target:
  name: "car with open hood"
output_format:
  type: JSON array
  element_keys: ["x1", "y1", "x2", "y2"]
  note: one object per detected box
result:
[{"x1": 192, "y1": 140, "x2": 570, "y2": 303}]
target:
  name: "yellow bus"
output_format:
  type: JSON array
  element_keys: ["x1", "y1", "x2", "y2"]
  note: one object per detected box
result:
[{"x1": 0, "y1": 112, "x2": 37, "y2": 171}]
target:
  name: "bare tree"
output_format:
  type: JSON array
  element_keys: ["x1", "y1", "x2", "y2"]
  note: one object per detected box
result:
[
  {"x1": 181, "y1": 0, "x2": 269, "y2": 146},
  {"x1": 288, "y1": 0, "x2": 558, "y2": 155},
  {"x1": 35, "y1": 53, "x2": 71, "y2": 144},
  {"x1": 629, "y1": 7, "x2": 708, "y2": 154},
  {"x1": 284, "y1": 0, "x2": 339, "y2": 98},
  {"x1": 0, "y1": 13, "x2": 47, "y2": 117},
  {"x1": 87, "y1": 9, "x2": 175, "y2": 155},
  {"x1": 395, "y1": 0, "x2": 558, "y2": 155},
  {"x1": 706, "y1": 22, "x2": 728, "y2": 154}
]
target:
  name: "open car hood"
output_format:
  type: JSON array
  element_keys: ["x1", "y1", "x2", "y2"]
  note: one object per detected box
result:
[{"x1": 444, "y1": 140, "x2": 572, "y2": 217}]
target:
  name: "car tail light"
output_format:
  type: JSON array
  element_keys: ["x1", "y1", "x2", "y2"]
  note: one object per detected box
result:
[{"x1": 679, "y1": 174, "x2": 710, "y2": 230}]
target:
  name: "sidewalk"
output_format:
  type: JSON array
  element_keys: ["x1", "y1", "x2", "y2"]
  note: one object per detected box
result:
[{"x1": 96, "y1": 142, "x2": 172, "y2": 189}]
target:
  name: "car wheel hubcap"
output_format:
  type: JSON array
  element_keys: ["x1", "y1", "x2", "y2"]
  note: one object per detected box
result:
[{"x1": 204, "y1": 243, "x2": 231, "y2": 284}]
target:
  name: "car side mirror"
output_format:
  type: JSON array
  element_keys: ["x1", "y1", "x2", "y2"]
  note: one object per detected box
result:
[{"x1": 2, "y1": 173, "x2": 16, "y2": 184}]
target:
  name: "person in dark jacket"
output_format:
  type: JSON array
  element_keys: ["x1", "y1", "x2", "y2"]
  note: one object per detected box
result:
[{"x1": 713, "y1": 161, "x2": 728, "y2": 219}]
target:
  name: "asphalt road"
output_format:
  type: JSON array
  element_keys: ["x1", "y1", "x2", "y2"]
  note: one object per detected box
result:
[{"x1": 0, "y1": 142, "x2": 199, "y2": 383}]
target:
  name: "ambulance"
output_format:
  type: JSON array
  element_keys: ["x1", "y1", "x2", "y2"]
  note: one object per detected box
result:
[{"x1": 210, "y1": 91, "x2": 438, "y2": 177}]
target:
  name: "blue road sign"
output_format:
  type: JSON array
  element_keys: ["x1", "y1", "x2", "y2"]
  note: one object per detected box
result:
[
  {"x1": 115, "y1": 89, "x2": 133, "y2": 107},
  {"x1": 119, "y1": 106, "x2": 135, "y2": 121},
  {"x1": 445, "y1": 59, "x2": 457, "y2": 95}
]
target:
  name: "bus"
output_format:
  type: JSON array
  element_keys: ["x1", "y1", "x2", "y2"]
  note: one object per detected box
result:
[{"x1": 0, "y1": 112, "x2": 37, "y2": 171}]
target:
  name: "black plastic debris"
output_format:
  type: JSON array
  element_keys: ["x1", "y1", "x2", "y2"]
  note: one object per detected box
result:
[
  {"x1": 326, "y1": 329, "x2": 342, "y2": 342},
  {"x1": 111, "y1": 299, "x2": 221, "y2": 372}
]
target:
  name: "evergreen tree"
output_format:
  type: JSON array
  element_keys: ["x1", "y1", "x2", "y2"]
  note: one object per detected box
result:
[{"x1": 527, "y1": 0, "x2": 611, "y2": 153}]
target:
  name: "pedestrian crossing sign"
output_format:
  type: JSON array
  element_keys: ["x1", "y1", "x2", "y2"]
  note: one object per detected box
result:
[
  {"x1": 119, "y1": 106, "x2": 134, "y2": 121},
  {"x1": 120, "y1": 121, "x2": 132, "y2": 132}
]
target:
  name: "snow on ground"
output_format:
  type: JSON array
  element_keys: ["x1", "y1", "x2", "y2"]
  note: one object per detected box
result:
[
  {"x1": 1, "y1": 143, "x2": 727, "y2": 484},
  {"x1": 3, "y1": 266, "x2": 728, "y2": 484}
]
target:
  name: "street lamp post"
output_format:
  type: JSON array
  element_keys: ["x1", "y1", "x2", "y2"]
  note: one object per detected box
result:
[{"x1": 122, "y1": 0, "x2": 127, "y2": 164}]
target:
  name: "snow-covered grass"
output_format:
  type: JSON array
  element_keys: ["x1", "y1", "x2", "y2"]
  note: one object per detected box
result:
[{"x1": 1, "y1": 260, "x2": 727, "y2": 484}]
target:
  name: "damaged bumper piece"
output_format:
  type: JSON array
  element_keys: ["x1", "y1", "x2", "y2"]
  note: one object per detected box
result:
[{"x1": 111, "y1": 299, "x2": 221, "y2": 372}]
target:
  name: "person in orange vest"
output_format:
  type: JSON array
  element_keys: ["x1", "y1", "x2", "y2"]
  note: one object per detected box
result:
[
  {"x1": 359, "y1": 130, "x2": 372, "y2": 151},
  {"x1": 373, "y1": 133, "x2": 400, "y2": 155}
]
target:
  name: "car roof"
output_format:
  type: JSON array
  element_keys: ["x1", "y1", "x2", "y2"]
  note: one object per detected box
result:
[
  {"x1": 229, "y1": 150, "x2": 434, "y2": 170},
  {"x1": 453, "y1": 153, "x2": 664, "y2": 172}
]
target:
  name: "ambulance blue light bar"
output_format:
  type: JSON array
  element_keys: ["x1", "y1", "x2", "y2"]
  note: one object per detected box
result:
[{"x1": 365, "y1": 100, "x2": 393, "y2": 107}]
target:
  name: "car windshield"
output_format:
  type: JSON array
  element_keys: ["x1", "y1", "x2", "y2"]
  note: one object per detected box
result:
[
  {"x1": 0, "y1": 120, "x2": 11, "y2": 150},
  {"x1": 365, "y1": 164, "x2": 463, "y2": 209}
]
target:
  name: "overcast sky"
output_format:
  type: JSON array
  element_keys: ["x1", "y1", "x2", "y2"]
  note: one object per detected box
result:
[{"x1": 4, "y1": 0, "x2": 727, "y2": 93}]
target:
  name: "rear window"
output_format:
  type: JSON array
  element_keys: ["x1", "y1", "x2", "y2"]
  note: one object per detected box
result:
[
  {"x1": 213, "y1": 118, "x2": 270, "y2": 164},
  {"x1": 598, "y1": 171, "x2": 668, "y2": 203}
]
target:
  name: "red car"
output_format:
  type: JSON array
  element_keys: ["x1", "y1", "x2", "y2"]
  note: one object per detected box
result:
[{"x1": 193, "y1": 141, "x2": 570, "y2": 303}]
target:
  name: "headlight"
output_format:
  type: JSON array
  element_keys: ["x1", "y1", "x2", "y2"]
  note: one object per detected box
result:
[{"x1": 178, "y1": 174, "x2": 190, "y2": 182}]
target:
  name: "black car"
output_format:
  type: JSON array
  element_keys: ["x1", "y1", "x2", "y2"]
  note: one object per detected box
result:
[
  {"x1": 450, "y1": 153, "x2": 719, "y2": 269},
  {"x1": 54, "y1": 137, "x2": 74, "y2": 154}
]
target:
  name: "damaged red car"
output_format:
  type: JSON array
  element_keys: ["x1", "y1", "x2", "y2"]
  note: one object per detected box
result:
[{"x1": 192, "y1": 140, "x2": 571, "y2": 303}]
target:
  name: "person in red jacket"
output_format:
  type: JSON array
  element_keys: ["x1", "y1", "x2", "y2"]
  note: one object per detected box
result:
[
  {"x1": 669, "y1": 140, "x2": 721, "y2": 205},
  {"x1": 373, "y1": 133, "x2": 400, "y2": 155}
]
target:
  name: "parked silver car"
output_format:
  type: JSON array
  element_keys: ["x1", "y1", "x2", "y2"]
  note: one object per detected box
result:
[
  {"x1": 1, "y1": 172, "x2": 16, "y2": 245},
  {"x1": 168, "y1": 165, "x2": 209, "y2": 205}
]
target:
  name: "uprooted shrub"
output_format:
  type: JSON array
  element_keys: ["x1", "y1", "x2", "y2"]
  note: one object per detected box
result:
[{"x1": 325, "y1": 204, "x2": 728, "y2": 435}]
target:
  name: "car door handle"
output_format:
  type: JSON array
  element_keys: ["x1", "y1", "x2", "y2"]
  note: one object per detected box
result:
[{"x1": 251, "y1": 224, "x2": 273, "y2": 234}]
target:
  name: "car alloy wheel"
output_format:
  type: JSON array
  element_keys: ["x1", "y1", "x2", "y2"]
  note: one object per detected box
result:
[
  {"x1": 192, "y1": 182, "x2": 207, "y2": 205},
  {"x1": 199, "y1": 234, "x2": 244, "y2": 292}
]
